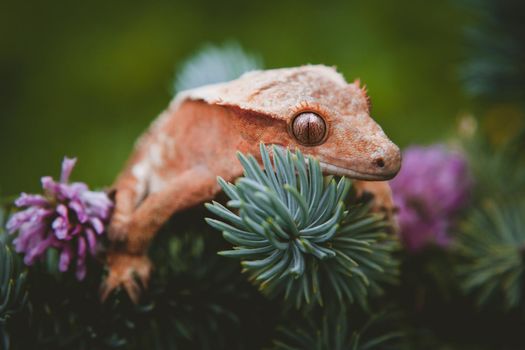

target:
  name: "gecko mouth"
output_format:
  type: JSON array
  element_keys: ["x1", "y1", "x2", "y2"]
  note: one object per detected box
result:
[
  {"x1": 263, "y1": 144, "x2": 395, "y2": 181},
  {"x1": 319, "y1": 161, "x2": 391, "y2": 181}
]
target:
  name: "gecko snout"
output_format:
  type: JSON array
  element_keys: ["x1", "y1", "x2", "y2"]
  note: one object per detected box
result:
[{"x1": 371, "y1": 145, "x2": 401, "y2": 180}]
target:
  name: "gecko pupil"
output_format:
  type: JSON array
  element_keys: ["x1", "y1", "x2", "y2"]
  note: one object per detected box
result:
[{"x1": 292, "y1": 112, "x2": 326, "y2": 145}]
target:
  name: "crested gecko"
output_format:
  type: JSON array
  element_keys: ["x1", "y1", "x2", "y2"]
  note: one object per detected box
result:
[{"x1": 102, "y1": 65, "x2": 401, "y2": 302}]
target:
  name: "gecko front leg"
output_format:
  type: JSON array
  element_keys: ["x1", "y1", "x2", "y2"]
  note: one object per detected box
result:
[
  {"x1": 101, "y1": 166, "x2": 220, "y2": 302},
  {"x1": 353, "y1": 180, "x2": 399, "y2": 232}
]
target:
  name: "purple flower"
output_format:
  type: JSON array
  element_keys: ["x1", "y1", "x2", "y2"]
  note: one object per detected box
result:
[
  {"x1": 6, "y1": 157, "x2": 113, "y2": 280},
  {"x1": 390, "y1": 145, "x2": 471, "y2": 252}
]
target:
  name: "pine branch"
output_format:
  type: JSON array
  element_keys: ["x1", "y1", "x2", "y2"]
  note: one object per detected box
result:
[
  {"x1": 0, "y1": 207, "x2": 28, "y2": 350},
  {"x1": 173, "y1": 41, "x2": 262, "y2": 93},
  {"x1": 456, "y1": 126, "x2": 525, "y2": 310},
  {"x1": 463, "y1": 128, "x2": 525, "y2": 200},
  {"x1": 9, "y1": 218, "x2": 275, "y2": 350},
  {"x1": 460, "y1": 0, "x2": 525, "y2": 103},
  {"x1": 272, "y1": 306, "x2": 404, "y2": 350},
  {"x1": 206, "y1": 145, "x2": 399, "y2": 310},
  {"x1": 456, "y1": 197, "x2": 525, "y2": 310}
]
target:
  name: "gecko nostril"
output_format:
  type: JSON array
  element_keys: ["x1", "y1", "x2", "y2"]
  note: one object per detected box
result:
[{"x1": 374, "y1": 158, "x2": 385, "y2": 168}]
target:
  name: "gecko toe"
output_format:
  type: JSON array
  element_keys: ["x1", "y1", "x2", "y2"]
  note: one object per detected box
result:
[{"x1": 101, "y1": 252, "x2": 152, "y2": 303}]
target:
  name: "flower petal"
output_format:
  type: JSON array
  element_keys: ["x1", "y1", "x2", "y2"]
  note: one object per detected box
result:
[
  {"x1": 41, "y1": 176, "x2": 59, "y2": 196},
  {"x1": 56, "y1": 203, "x2": 68, "y2": 217},
  {"x1": 6, "y1": 208, "x2": 37, "y2": 233},
  {"x1": 85, "y1": 228, "x2": 97, "y2": 255},
  {"x1": 78, "y1": 237, "x2": 86, "y2": 258},
  {"x1": 13, "y1": 221, "x2": 47, "y2": 253},
  {"x1": 70, "y1": 224, "x2": 82, "y2": 236},
  {"x1": 76, "y1": 238, "x2": 87, "y2": 280},
  {"x1": 52, "y1": 206, "x2": 70, "y2": 240},
  {"x1": 6, "y1": 207, "x2": 52, "y2": 234},
  {"x1": 90, "y1": 217, "x2": 105, "y2": 235},
  {"x1": 81, "y1": 191, "x2": 113, "y2": 220},
  {"x1": 24, "y1": 235, "x2": 54, "y2": 265},
  {"x1": 14, "y1": 193, "x2": 49, "y2": 207},
  {"x1": 69, "y1": 200, "x2": 88, "y2": 223},
  {"x1": 59, "y1": 246, "x2": 73, "y2": 272},
  {"x1": 60, "y1": 157, "x2": 77, "y2": 183}
]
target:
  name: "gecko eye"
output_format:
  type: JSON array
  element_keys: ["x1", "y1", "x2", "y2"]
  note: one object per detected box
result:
[{"x1": 291, "y1": 112, "x2": 327, "y2": 146}]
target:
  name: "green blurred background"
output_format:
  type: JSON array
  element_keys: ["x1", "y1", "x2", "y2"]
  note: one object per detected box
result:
[{"x1": 0, "y1": 0, "x2": 472, "y2": 195}]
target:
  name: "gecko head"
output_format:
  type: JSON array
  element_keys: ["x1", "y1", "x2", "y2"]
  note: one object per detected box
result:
[
  {"x1": 241, "y1": 65, "x2": 402, "y2": 180},
  {"x1": 286, "y1": 107, "x2": 401, "y2": 181},
  {"x1": 181, "y1": 64, "x2": 401, "y2": 180},
  {"x1": 280, "y1": 73, "x2": 401, "y2": 181}
]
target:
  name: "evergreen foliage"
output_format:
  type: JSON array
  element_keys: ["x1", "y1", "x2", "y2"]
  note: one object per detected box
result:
[
  {"x1": 206, "y1": 145, "x2": 399, "y2": 309},
  {"x1": 460, "y1": 0, "x2": 525, "y2": 103},
  {"x1": 4, "y1": 29, "x2": 525, "y2": 348},
  {"x1": 454, "y1": 0, "x2": 525, "y2": 313},
  {"x1": 463, "y1": 129, "x2": 525, "y2": 200},
  {"x1": 457, "y1": 197, "x2": 525, "y2": 310},
  {"x1": 8, "y1": 220, "x2": 277, "y2": 350},
  {"x1": 456, "y1": 128, "x2": 525, "y2": 310},
  {"x1": 173, "y1": 41, "x2": 262, "y2": 93},
  {"x1": 273, "y1": 307, "x2": 404, "y2": 350},
  {"x1": 0, "y1": 208, "x2": 27, "y2": 350}
]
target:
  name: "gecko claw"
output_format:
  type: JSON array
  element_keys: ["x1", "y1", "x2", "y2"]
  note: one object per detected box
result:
[{"x1": 101, "y1": 252, "x2": 152, "y2": 303}]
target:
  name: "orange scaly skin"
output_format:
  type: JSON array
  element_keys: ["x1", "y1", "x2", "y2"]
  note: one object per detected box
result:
[{"x1": 101, "y1": 65, "x2": 401, "y2": 302}]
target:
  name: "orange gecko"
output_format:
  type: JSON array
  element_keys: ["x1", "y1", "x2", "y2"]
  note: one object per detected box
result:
[{"x1": 102, "y1": 65, "x2": 401, "y2": 302}]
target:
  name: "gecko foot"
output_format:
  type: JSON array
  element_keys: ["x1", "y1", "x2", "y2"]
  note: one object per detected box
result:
[{"x1": 100, "y1": 252, "x2": 152, "y2": 303}]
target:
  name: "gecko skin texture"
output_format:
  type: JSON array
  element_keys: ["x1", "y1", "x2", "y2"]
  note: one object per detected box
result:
[{"x1": 101, "y1": 65, "x2": 402, "y2": 302}]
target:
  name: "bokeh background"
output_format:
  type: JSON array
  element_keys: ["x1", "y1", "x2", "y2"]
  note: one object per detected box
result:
[
  {"x1": 0, "y1": 0, "x2": 475, "y2": 195},
  {"x1": 3, "y1": 2, "x2": 525, "y2": 349}
]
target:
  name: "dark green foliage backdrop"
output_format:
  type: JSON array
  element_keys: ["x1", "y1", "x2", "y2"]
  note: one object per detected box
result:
[
  {"x1": 0, "y1": 0, "x2": 469, "y2": 194},
  {"x1": 2, "y1": 0, "x2": 525, "y2": 349}
]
